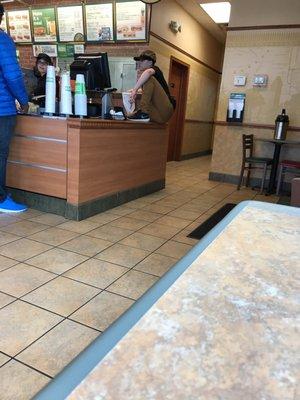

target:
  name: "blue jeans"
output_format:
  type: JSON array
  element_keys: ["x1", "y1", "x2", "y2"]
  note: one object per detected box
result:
[{"x1": 0, "y1": 116, "x2": 16, "y2": 201}]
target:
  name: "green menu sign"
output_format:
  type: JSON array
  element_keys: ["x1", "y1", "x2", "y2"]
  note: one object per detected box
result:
[
  {"x1": 32, "y1": 8, "x2": 57, "y2": 42},
  {"x1": 57, "y1": 44, "x2": 75, "y2": 58}
]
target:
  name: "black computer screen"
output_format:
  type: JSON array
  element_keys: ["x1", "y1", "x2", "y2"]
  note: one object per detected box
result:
[{"x1": 70, "y1": 52, "x2": 111, "y2": 91}]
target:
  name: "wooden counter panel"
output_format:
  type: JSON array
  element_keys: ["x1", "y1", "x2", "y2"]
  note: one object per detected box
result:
[
  {"x1": 7, "y1": 163, "x2": 66, "y2": 198},
  {"x1": 16, "y1": 115, "x2": 68, "y2": 140},
  {"x1": 9, "y1": 137, "x2": 67, "y2": 170},
  {"x1": 67, "y1": 127, "x2": 168, "y2": 204}
]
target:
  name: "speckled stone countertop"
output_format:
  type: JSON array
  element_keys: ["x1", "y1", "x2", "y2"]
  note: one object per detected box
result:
[{"x1": 66, "y1": 202, "x2": 300, "y2": 400}]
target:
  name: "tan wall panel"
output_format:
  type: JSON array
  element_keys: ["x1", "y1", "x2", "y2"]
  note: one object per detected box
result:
[
  {"x1": 7, "y1": 164, "x2": 67, "y2": 198},
  {"x1": 229, "y1": 0, "x2": 300, "y2": 27},
  {"x1": 9, "y1": 137, "x2": 67, "y2": 170},
  {"x1": 182, "y1": 122, "x2": 213, "y2": 156},
  {"x1": 151, "y1": 0, "x2": 224, "y2": 72}
]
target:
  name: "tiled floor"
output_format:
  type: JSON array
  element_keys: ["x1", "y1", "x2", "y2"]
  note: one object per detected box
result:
[{"x1": 0, "y1": 156, "x2": 278, "y2": 400}]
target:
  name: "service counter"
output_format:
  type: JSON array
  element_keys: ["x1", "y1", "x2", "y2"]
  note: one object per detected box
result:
[{"x1": 7, "y1": 115, "x2": 168, "y2": 220}]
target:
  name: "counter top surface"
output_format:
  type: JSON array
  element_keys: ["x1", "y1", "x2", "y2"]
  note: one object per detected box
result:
[{"x1": 35, "y1": 201, "x2": 300, "y2": 400}]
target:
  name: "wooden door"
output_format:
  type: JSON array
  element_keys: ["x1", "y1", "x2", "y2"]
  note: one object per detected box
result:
[{"x1": 168, "y1": 58, "x2": 189, "y2": 161}]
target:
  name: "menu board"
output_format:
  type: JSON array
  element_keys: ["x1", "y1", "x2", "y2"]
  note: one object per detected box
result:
[
  {"x1": 32, "y1": 8, "x2": 57, "y2": 42},
  {"x1": 0, "y1": 13, "x2": 7, "y2": 33},
  {"x1": 7, "y1": 10, "x2": 32, "y2": 43},
  {"x1": 116, "y1": 1, "x2": 146, "y2": 41},
  {"x1": 33, "y1": 44, "x2": 57, "y2": 57},
  {"x1": 57, "y1": 6, "x2": 84, "y2": 42},
  {"x1": 85, "y1": 3, "x2": 113, "y2": 42}
]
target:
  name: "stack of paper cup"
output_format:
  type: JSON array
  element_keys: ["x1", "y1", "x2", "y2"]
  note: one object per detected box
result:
[
  {"x1": 60, "y1": 72, "x2": 72, "y2": 116},
  {"x1": 74, "y1": 74, "x2": 87, "y2": 117},
  {"x1": 45, "y1": 65, "x2": 56, "y2": 115}
]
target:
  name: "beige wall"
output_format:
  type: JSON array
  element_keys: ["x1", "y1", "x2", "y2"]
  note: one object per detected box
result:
[
  {"x1": 151, "y1": 0, "x2": 224, "y2": 72},
  {"x1": 230, "y1": 0, "x2": 300, "y2": 27},
  {"x1": 211, "y1": 27, "x2": 300, "y2": 181},
  {"x1": 150, "y1": 0, "x2": 223, "y2": 157}
]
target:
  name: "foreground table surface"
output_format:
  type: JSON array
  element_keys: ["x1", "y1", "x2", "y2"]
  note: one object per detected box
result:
[{"x1": 36, "y1": 201, "x2": 300, "y2": 400}]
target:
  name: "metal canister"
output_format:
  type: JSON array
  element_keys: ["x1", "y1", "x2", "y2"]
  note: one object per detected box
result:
[{"x1": 274, "y1": 109, "x2": 289, "y2": 140}]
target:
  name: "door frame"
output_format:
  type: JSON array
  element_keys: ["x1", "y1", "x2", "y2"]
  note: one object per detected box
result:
[{"x1": 168, "y1": 56, "x2": 190, "y2": 161}]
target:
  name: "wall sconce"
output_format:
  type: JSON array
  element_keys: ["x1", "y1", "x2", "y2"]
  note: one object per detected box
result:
[{"x1": 169, "y1": 20, "x2": 181, "y2": 33}]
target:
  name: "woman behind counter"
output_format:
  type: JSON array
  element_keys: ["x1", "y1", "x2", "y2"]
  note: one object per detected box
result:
[{"x1": 30, "y1": 53, "x2": 59, "y2": 107}]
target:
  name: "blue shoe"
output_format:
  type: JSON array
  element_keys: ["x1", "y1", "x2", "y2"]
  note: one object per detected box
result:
[{"x1": 0, "y1": 196, "x2": 28, "y2": 213}]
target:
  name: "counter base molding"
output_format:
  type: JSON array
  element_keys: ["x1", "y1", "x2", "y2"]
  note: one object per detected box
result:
[
  {"x1": 33, "y1": 201, "x2": 300, "y2": 400},
  {"x1": 7, "y1": 116, "x2": 168, "y2": 220}
]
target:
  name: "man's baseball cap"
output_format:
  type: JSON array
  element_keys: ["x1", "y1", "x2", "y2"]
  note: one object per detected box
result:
[
  {"x1": 0, "y1": 4, "x2": 4, "y2": 15},
  {"x1": 134, "y1": 50, "x2": 156, "y2": 64}
]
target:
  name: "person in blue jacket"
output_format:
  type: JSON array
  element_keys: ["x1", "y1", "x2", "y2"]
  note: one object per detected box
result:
[{"x1": 0, "y1": 4, "x2": 29, "y2": 213}]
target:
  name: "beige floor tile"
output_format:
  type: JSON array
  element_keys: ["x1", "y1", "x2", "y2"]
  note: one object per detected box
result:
[
  {"x1": 134, "y1": 253, "x2": 177, "y2": 277},
  {"x1": 0, "y1": 220, "x2": 48, "y2": 236},
  {"x1": 64, "y1": 258, "x2": 128, "y2": 289},
  {"x1": 26, "y1": 248, "x2": 88, "y2": 274},
  {"x1": 28, "y1": 227, "x2": 79, "y2": 246},
  {"x1": 108, "y1": 270, "x2": 158, "y2": 300},
  {"x1": 167, "y1": 208, "x2": 201, "y2": 221},
  {"x1": 110, "y1": 216, "x2": 149, "y2": 230},
  {"x1": 0, "y1": 301, "x2": 62, "y2": 356},
  {"x1": 127, "y1": 209, "x2": 162, "y2": 222},
  {"x1": 108, "y1": 205, "x2": 136, "y2": 216},
  {"x1": 95, "y1": 243, "x2": 149, "y2": 268},
  {"x1": 0, "y1": 360, "x2": 50, "y2": 400},
  {"x1": 56, "y1": 220, "x2": 100, "y2": 234},
  {"x1": 0, "y1": 215, "x2": 20, "y2": 228},
  {"x1": 0, "y1": 293, "x2": 15, "y2": 309},
  {"x1": 0, "y1": 238, "x2": 52, "y2": 262},
  {"x1": 123, "y1": 199, "x2": 149, "y2": 209},
  {"x1": 86, "y1": 212, "x2": 121, "y2": 224},
  {"x1": 29, "y1": 213, "x2": 68, "y2": 226},
  {"x1": 120, "y1": 232, "x2": 166, "y2": 252},
  {"x1": 155, "y1": 240, "x2": 193, "y2": 259},
  {"x1": 139, "y1": 222, "x2": 181, "y2": 239},
  {"x1": 172, "y1": 230, "x2": 200, "y2": 246},
  {"x1": 0, "y1": 255, "x2": 18, "y2": 272},
  {"x1": 59, "y1": 236, "x2": 113, "y2": 257},
  {"x1": 0, "y1": 264, "x2": 55, "y2": 297},
  {"x1": 0, "y1": 232, "x2": 21, "y2": 247},
  {"x1": 16, "y1": 320, "x2": 98, "y2": 377},
  {"x1": 88, "y1": 224, "x2": 134, "y2": 242},
  {"x1": 71, "y1": 291, "x2": 134, "y2": 331},
  {"x1": 155, "y1": 215, "x2": 191, "y2": 229},
  {"x1": 16, "y1": 208, "x2": 44, "y2": 219},
  {"x1": 0, "y1": 353, "x2": 10, "y2": 367},
  {"x1": 142, "y1": 203, "x2": 174, "y2": 214},
  {"x1": 23, "y1": 277, "x2": 100, "y2": 316}
]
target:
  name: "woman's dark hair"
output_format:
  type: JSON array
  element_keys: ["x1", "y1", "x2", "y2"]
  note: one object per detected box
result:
[
  {"x1": 36, "y1": 53, "x2": 53, "y2": 66},
  {"x1": 34, "y1": 53, "x2": 53, "y2": 77},
  {"x1": 0, "y1": 5, "x2": 4, "y2": 16}
]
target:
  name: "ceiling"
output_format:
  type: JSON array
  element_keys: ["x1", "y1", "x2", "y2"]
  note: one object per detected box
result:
[{"x1": 175, "y1": 0, "x2": 229, "y2": 43}]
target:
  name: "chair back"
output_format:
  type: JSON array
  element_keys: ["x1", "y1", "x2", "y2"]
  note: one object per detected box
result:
[{"x1": 242, "y1": 134, "x2": 254, "y2": 159}]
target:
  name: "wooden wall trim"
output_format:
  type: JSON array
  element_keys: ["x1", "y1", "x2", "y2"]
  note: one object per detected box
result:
[
  {"x1": 227, "y1": 24, "x2": 300, "y2": 31},
  {"x1": 150, "y1": 31, "x2": 222, "y2": 75},
  {"x1": 185, "y1": 119, "x2": 214, "y2": 124},
  {"x1": 214, "y1": 121, "x2": 300, "y2": 132},
  {"x1": 67, "y1": 119, "x2": 166, "y2": 130}
]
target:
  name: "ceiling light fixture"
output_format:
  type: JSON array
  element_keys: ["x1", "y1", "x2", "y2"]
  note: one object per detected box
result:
[{"x1": 200, "y1": 2, "x2": 231, "y2": 24}]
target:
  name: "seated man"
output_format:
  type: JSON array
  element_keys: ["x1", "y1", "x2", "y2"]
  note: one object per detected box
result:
[{"x1": 128, "y1": 50, "x2": 175, "y2": 123}]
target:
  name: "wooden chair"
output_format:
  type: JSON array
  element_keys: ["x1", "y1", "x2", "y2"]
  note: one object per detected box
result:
[
  {"x1": 276, "y1": 160, "x2": 300, "y2": 195},
  {"x1": 237, "y1": 134, "x2": 273, "y2": 194}
]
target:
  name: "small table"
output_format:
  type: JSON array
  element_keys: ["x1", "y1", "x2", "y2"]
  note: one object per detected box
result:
[{"x1": 256, "y1": 138, "x2": 300, "y2": 194}]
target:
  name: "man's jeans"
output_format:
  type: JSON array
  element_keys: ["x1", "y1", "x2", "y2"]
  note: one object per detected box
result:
[{"x1": 0, "y1": 116, "x2": 16, "y2": 201}]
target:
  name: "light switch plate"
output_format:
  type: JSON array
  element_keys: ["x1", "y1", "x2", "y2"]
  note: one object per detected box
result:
[
  {"x1": 253, "y1": 74, "x2": 268, "y2": 86},
  {"x1": 234, "y1": 75, "x2": 246, "y2": 86}
]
